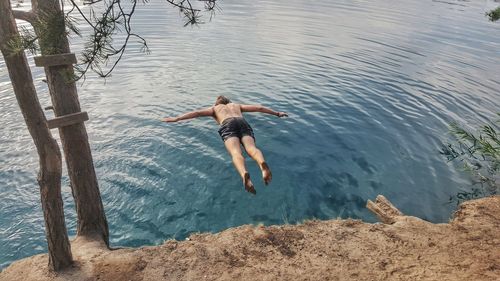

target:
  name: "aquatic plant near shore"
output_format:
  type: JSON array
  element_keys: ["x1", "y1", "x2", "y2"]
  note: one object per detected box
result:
[
  {"x1": 441, "y1": 114, "x2": 500, "y2": 203},
  {"x1": 486, "y1": 7, "x2": 500, "y2": 22}
]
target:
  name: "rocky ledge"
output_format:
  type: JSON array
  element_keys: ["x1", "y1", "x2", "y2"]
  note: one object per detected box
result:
[{"x1": 1, "y1": 195, "x2": 498, "y2": 281}]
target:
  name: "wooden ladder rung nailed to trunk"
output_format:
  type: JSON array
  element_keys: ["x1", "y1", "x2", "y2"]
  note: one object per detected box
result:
[
  {"x1": 34, "y1": 53, "x2": 77, "y2": 67},
  {"x1": 47, "y1": 111, "x2": 88, "y2": 129}
]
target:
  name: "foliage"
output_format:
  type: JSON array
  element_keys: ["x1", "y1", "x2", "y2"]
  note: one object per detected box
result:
[
  {"x1": 5, "y1": 25, "x2": 38, "y2": 56},
  {"x1": 8, "y1": 0, "x2": 219, "y2": 80},
  {"x1": 486, "y1": 7, "x2": 500, "y2": 22},
  {"x1": 69, "y1": 0, "x2": 219, "y2": 79},
  {"x1": 5, "y1": 11, "x2": 79, "y2": 56},
  {"x1": 440, "y1": 114, "x2": 500, "y2": 203}
]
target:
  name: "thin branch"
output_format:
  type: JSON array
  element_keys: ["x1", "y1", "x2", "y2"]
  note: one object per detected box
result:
[
  {"x1": 67, "y1": 0, "x2": 97, "y2": 31},
  {"x1": 12, "y1": 10, "x2": 37, "y2": 23},
  {"x1": 66, "y1": 0, "x2": 218, "y2": 79}
]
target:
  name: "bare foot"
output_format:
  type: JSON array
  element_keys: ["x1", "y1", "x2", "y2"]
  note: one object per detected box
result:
[
  {"x1": 243, "y1": 172, "x2": 256, "y2": 194},
  {"x1": 260, "y1": 162, "x2": 272, "y2": 185}
]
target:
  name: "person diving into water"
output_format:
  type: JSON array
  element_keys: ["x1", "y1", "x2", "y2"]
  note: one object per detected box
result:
[{"x1": 162, "y1": 95, "x2": 288, "y2": 194}]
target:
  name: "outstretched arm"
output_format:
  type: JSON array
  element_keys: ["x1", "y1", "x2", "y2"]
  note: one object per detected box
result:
[
  {"x1": 162, "y1": 107, "x2": 214, "y2": 123},
  {"x1": 240, "y1": 104, "x2": 288, "y2": 117}
]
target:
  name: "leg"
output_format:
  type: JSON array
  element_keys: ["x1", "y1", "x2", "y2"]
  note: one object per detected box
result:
[
  {"x1": 224, "y1": 137, "x2": 256, "y2": 194},
  {"x1": 241, "y1": 136, "x2": 272, "y2": 185}
]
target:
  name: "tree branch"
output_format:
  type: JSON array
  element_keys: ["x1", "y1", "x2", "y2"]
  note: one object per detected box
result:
[
  {"x1": 12, "y1": 10, "x2": 37, "y2": 23},
  {"x1": 32, "y1": 0, "x2": 39, "y2": 12},
  {"x1": 67, "y1": 0, "x2": 218, "y2": 79}
]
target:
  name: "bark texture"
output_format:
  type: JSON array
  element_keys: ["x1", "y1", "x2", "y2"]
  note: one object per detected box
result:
[
  {"x1": 35, "y1": 0, "x2": 109, "y2": 245},
  {"x1": 0, "y1": 0, "x2": 72, "y2": 270}
]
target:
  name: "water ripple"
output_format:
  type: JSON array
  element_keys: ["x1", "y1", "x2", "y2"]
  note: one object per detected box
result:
[{"x1": 1, "y1": 0, "x2": 499, "y2": 269}]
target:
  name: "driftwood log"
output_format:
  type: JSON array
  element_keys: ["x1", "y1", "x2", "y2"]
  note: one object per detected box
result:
[{"x1": 366, "y1": 195, "x2": 404, "y2": 224}]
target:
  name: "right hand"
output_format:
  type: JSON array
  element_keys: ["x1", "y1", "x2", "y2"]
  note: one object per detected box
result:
[{"x1": 277, "y1": 112, "x2": 288, "y2": 118}]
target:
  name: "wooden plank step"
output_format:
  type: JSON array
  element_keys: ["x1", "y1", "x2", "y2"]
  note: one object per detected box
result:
[
  {"x1": 34, "y1": 53, "x2": 77, "y2": 67},
  {"x1": 47, "y1": 111, "x2": 88, "y2": 129}
]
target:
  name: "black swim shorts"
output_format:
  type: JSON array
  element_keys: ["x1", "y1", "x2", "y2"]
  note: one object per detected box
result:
[{"x1": 218, "y1": 117, "x2": 255, "y2": 142}]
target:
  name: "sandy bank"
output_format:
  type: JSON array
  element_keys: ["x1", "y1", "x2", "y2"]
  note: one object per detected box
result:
[{"x1": 1, "y1": 195, "x2": 499, "y2": 281}]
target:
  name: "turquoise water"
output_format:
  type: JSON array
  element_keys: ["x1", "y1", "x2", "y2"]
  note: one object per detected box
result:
[{"x1": 1, "y1": 0, "x2": 499, "y2": 269}]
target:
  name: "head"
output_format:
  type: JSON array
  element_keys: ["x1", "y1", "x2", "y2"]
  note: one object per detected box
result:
[{"x1": 215, "y1": 95, "x2": 231, "y2": 105}]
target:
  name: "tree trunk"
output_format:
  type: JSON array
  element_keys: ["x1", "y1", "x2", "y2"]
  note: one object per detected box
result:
[
  {"x1": 36, "y1": 0, "x2": 109, "y2": 245},
  {"x1": 0, "y1": 0, "x2": 72, "y2": 270}
]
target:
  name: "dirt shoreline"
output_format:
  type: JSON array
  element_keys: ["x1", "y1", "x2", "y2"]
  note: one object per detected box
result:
[{"x1": 1, "y1": 195, "x2": 499, "y2": 281}]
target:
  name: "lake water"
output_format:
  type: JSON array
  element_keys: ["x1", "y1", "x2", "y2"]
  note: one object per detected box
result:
[{"x1": 1, "y1": 0, "x2": 499, "y2": 270}]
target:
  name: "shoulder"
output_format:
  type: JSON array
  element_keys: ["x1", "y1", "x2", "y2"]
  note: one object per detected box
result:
[
  {"x1": 212, "y1": 104, "x2": 224, "y2": 115},
  {"x1": 195, "y1": 106, "x2": 215, "y2": 117}
]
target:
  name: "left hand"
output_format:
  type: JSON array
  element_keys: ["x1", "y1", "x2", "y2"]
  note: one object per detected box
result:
[
  {"x1": 277, "y1": 112, "x2": 288, "y2": 118},
  {"x1": 161, "y1": 117, "x2": 179, "y2": 123}
]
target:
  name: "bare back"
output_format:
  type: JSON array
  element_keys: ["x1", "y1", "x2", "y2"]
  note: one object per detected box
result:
[{"x1": 213, "y1": 103, "x2": 243, "y2": 124}]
